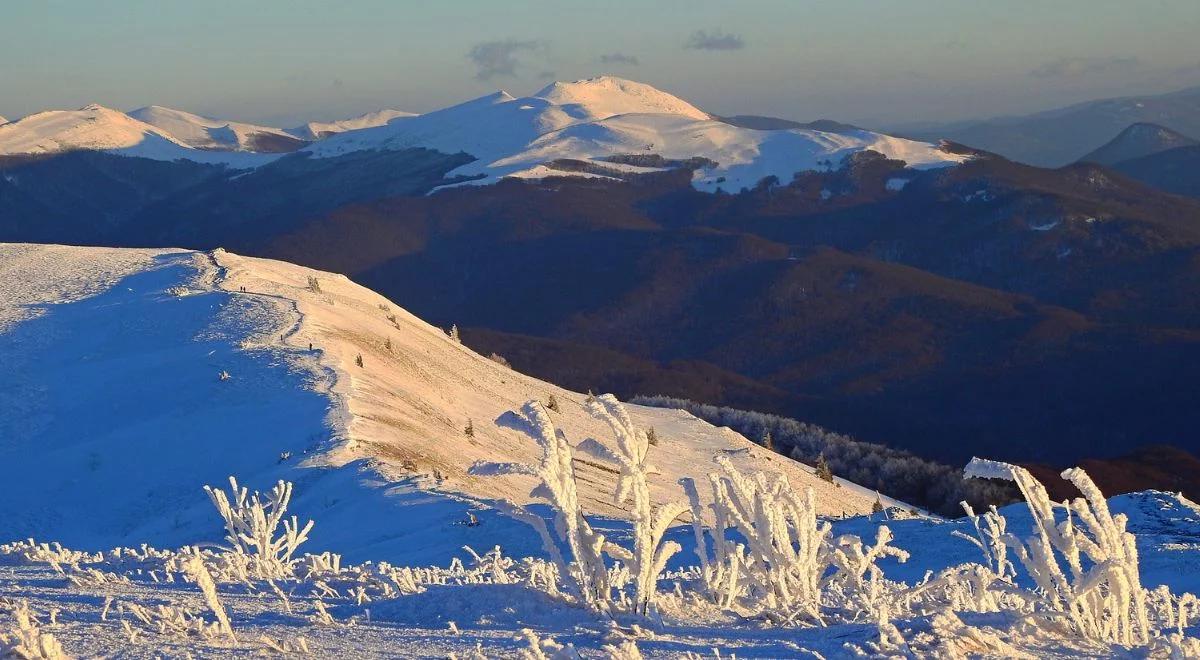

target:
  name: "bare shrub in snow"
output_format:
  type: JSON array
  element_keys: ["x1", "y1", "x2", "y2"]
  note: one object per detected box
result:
[
  {"x1": 203, "y1": 477, "x2": 314, "y2": 579},
  {"x1": 305, "y1": 276, "x2": 321, "y2": 293}
]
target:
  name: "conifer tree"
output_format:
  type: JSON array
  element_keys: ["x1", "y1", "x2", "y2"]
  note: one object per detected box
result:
[{"x1": 815, "y1": 453, "x2": 834, "y2": 483}]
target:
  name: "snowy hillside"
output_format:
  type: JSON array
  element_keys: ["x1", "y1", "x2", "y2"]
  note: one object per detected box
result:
[
  {"x1": 3, "y1": 244, "x2": 1200, "y2": 657},
  {"x1": 128, "y1": 105, "x2": 306, "y2": 152},
  {"x1": 0, "y1": 105, "x2": 279, "y2": 167},
  {"x1": 305, "y1": 76, "x2": 969, "y2": 190},
  {"x1": 0, "y1": 243, "x2": 880, "y2": 563},
  {"x1": 289, "y1": 108, "x2": 417, "y2": 140}
]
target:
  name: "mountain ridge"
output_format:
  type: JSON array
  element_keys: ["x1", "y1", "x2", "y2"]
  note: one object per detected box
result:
[{"x1": 1078, "y1": 122, "x2": 1198, "y2": 165}]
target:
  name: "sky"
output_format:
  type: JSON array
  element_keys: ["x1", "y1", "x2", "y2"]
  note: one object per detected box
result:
[{"x1": 3, "y1": 0, "x2": 1200, "y2": 129}]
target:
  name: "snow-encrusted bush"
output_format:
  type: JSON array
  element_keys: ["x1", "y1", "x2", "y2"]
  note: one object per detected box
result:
[
  {"x1": 965, "y1": 458, "x2": 1155, "y2": 646},
  {"x1": 684, "y1": 455, "x2": 908, "y2": 624},
  {"x1": 203, "y1": 477, "x2": 314, "y2": 579},
  {"x1": 0, "y1": 600, "x2": 69, "y2": 660},
  {"x1": 580, "y1": 394, "x2": 689, "y2": 616},
  {"x1": 470, "y1": 401, "x2": 612, "y2": 611}
]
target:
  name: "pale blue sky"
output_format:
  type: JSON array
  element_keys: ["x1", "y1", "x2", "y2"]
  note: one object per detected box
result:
[{"x1": 3, "y1": 0, "x2": 1199, "y2": 128}]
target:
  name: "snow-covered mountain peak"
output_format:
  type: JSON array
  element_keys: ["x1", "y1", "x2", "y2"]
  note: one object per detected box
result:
[
  {"x1": 128, "y1": 105, "x2": 305, "y2": 153},
  {"x1": 0, "y1": 104, "x2": 284, "y2": 167},
  {"x1": 0, "y1": 104, "x2": 185, "y2": 155},
  {"x1": 289, "y1": 108, "x2": 417, "y2": 140},
  {"x1": 303, "y1": 74, "x2": 966, "y2": 190},
  {"x1": 1078, "y1": 121, "x2": 1198, "y2": 165},
  {"x1": 533, "y1": 75, "x2": 709, "y2": 121}
]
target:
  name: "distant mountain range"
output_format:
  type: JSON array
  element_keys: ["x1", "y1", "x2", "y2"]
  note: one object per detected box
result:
[
  {"x1": 2, "y1": 76, "x2": 1199, "y2": 482},
  {"x1": 898, "y1": 85, "x2": 1200, "y2": 167}
]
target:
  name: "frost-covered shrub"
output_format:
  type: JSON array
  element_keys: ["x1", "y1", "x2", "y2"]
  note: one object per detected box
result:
[
  {"x1": 966, "y1": 458, "x2": 1171, "y2": 647},
  {"x1": 203, "y1": 477, "x2": 314, "y2": 579},
  {"x1": 580, "y1": 394, "x2": 689, "y2": 616},
  {"x1": 118, "y1": 601, "x2": 229, "y2": 642},
  {"x1": 474, "y1": 396, "x2": 693, "y2": 617},
  {"x1": 180, "y1": 555, "x2": 235, "y2": 643},
  {"x1": 684, "y1": 456, "x2": 907, "y2": 624},
  {"x1": 470, "y1": 401, "x2": 612, "y2": 611},
  {"x1": 0, "y1": 600, "x2": 69, "y2": 660},
  {"x1": 0, "y1": 540, "x2": 102, "y2": 568}
]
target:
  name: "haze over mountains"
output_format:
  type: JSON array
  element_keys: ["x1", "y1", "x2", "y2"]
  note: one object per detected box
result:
[
  {"x1": 900, "y1": 85, "x2": 1200, "y2": 167},
  {"x1": 3, "y1": 75, "x2": 1200, "y2": 490}
]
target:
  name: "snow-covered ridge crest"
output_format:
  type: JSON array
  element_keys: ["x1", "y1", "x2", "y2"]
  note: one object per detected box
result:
[
  {"x1": 0, "y1": 243, "x2": 881, "y2": 559},
  {"x1": 288, "y1": 108, "x2": 417, "y2": 140},
  {"x1": 0, "y1": 103, "x2": 281, "y2": 167},
  {"x1": 128, "y1": 105, "x2": 304, "y2": 152},
  {"x1": 0, "y1": 103, "x2": 187, "y2": 154}
]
